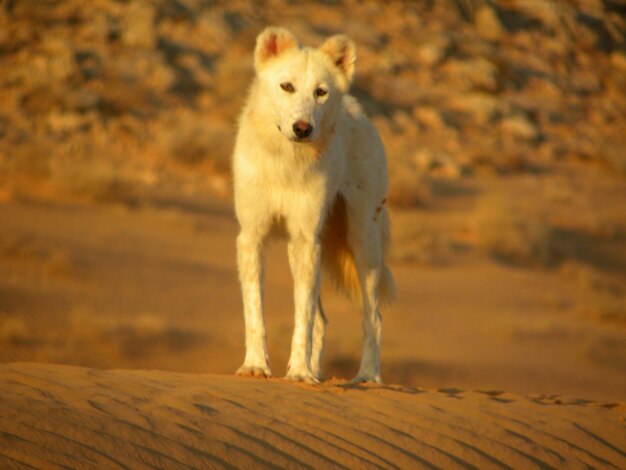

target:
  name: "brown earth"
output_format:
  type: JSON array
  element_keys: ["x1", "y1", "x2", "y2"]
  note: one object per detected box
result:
[{"x1": 1, "y1": 185, "x2": 626, "y2": 403}]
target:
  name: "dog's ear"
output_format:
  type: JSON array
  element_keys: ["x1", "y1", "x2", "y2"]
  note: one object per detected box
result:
[
  {"x1": 320, "y1": 34, "x2": 356, "y2": 87},
  {"x1": 254, "y1": 27, "x2": 299, "y2": 70}
]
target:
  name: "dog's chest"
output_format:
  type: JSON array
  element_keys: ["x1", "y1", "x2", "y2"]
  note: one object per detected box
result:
[{"x1": 254, "y1": 149, "x2": 337, "y2": 222}]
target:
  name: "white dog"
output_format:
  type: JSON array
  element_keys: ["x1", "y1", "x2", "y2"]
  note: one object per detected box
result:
[{"x1": 233, "y1": 27, "x2": 395, "y2": 384}]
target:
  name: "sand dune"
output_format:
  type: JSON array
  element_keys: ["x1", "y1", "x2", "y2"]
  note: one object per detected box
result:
[{"x1": 1, "y1": 363, "x2": 624, "y2": 469}]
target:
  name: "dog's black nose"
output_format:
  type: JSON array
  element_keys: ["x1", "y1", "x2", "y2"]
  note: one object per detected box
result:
[{"x1": 292, "y1": 121, "x2": 313, "y2": 139}]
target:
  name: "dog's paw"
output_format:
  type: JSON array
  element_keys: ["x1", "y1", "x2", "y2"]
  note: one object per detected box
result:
[
  {"x1": 351, "y1": 374, "x2": 383, "y2": 385},
  {"x1": 285, "y1": 372, "x2": 320, "y2": 385},
  {"x1": 309, "y1": 366, "x2": 323, "y2": 383},
  {"x1": 236, "y1": 365, "x2": 272, "y2": 379},
  {"x1": 285, "y1": 364, "x2": 320, "y2": 384}
]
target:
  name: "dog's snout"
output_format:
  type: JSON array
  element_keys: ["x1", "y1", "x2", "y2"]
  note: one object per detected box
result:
[{"x1": 293, "y1": 121, "x2": 313, "y2": 139}]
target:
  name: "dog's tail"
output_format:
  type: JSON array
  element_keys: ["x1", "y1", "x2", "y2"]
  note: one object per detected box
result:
[{"x1": 321, "y1": 194, "x2": 396, "y2": 305}]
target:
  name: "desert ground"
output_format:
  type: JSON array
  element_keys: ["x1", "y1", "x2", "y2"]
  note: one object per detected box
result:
[
  {"x1": 1, "y1": 0, "x2": 625, "y2": 467},
  {"x1": 2, "y1": 363, "x2": 625, "y2": 468}
]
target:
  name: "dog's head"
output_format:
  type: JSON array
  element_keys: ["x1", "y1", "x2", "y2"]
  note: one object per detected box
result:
[{"x1": 253, "y1": 27, "x2": 356, "y2": 144}]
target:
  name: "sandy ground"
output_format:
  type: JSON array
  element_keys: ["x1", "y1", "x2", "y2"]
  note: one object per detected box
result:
[
  {"x1": 1, "y1": 178, "x2": 625, "y2": 402},
  {"x1": 2, "y1": 1, "x2": 626, "y2": 466},
  {"x1": 1, "y1": 362, "x2": 624, "y2": 469}
]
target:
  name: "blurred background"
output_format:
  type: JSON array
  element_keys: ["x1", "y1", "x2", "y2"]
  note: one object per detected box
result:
[{"x1": 1, "y1": 0, "x2": 625, "y2": 400}]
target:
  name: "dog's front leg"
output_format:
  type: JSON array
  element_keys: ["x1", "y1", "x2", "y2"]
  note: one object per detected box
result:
[
  {"x1": 286, "y1": 235, "x2": 321, "y2": 383},
  {"x1": 236, "y1": 231, "x2": 271, "y2": 378}
]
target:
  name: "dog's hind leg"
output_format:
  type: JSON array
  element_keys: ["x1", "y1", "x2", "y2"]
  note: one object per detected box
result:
[
  {"x1": 311, "y1": 297, "x2": 328, "y2": 380},
  {"x1": 353, "y1": 265, "x2": 383, "y2": 383},
  {"x1": 350, "y1": 220, "x2": 384, "y2": 384}
]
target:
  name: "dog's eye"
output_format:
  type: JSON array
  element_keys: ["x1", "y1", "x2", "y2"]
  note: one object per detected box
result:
[
  {"x1": 315, "y1": 87, "x2": 328, "y2": 97},
  {"x1": 280, "y1": 82, "x2": 295, "y2": 93}
]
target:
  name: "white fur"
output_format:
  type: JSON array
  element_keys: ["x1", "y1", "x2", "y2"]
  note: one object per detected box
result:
[{"x1": 233, "y1": 27, "x2": 394, "y2": 384}]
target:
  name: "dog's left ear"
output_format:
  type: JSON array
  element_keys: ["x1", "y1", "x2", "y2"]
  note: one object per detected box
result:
[{"x1": 320, "y1": 35, "x2": 356, "y2": 87}]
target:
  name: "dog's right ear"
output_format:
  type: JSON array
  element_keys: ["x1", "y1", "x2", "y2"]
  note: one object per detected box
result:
[
  {"x1": 320, "y1": 34, "x2": 356, "y2": 88},
  {"x1": 254, "y1": 27, "x2": 299, "y2": 70}
]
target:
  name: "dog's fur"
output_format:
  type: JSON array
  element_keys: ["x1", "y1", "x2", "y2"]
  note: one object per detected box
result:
[{"x1": 233, "y1": 27, "x2": 395, "y2": 384}]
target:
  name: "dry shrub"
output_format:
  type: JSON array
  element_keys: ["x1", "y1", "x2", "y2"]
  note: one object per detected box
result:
[
  {"x1": 561, "y1": 262, "x2": 626, "y2": 325},
  {"x1": 588, "y1": 291, "x2": 626, "y2": 325},
  {"x1": 8, "y1": 139, "x2": 52, "y2": 180},
  {"x1": 586, "y1": 336, "x2": 626, "y2": 372},
  {"x1": 387, "y1": 170, "x2": 431, "y2": 209},
  {"x1": 52, "y1": 159, "x2": 138, "y2": 205},
  {"x1": 391, "y1": 211, "x2": 453, "y2": 265},
  {"x1": 0, "y1": 236, "x2": 74, "y2": 280},
  {"x1": 212, "y1": 45, "x2": 255, "y2": 113},
  {"x1": 0, "y1": 309, "x2": 203, "y2": 365},
  {"x1": 0, "y1": 317, "x2": 33, "y2": 347},
  {"x1": 166, "y1": 123, "x2": 232, "y2": 175},
  {"x1": 66, "y1": 310, "x2": 204, "y2": 361},
  {"x1": 475, "y1": 195, "x2": 555, "y2": 267},
  {"x1": 599, "y1": 138, "x2": 626, "y2": 175},
  {"x1": 2, "y1": 138, "x2": 55, "y2": 201}
]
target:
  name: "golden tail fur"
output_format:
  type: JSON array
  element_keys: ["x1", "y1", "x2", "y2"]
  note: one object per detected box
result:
[{"x1": 321, "y1": 194, "x2": 396, "y2": 305}]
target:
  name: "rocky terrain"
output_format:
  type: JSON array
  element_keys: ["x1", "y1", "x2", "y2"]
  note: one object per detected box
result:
[{"x1": 1, "y1": 0, "x2": 625, "y2": 201}]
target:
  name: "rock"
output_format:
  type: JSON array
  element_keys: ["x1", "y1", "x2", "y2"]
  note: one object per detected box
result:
[
  {"x1": 413, "y1": 106, "x2": 446, "y2": 131},
  {"x1": 474, "y1": 5, "x2": 503, "y2": 41},
  {"x1": 415, "y1": 33, "x2": 451, "y2": 67},
  {"x1": 195, "y1": 11, "x2": 233, "y2": 53},
  {"x1": 507, "y1": 0, "x2": 562, "y2": 32},
  {"x1": 75, "y1": 50, "x2": 103, "y2": 80},
  {"x1": 43, "y1": 38, "x2": 77, "y2": 82},
  {"x1": 610, "y1": 51, "x2": 626, "y2": 71},
  {"x1": 413, "y1": 148, "x2": 436, "y2": 171},
  {"x1": 525, "y1": 76, "x2": 562, "y2": 99},
  {"x1": 607, "y1": 51, "x2": 626, "y2": 98},
  {"x1": 445, "y1": 92, "x2": 501, "y2": 125},
  {"x1": 392, "y1": 111, "x2": 419, "y2": 138},
  {"x1": 122, "y1": 1, "x2": 156, "y2": 49},
  {"x1": 47, "y1": 111, "x2": 92, "y2": 135},
  {"x1": 413, "y1": 149, "x2": 465, "y2": 179},
  {"x1": 441, "y1": 58, "x2": 500, "y2": 93},
  {"x1": 500, "y1": 114, "x2": 539, "y2": 142},
  {"x1": 79, "y1": 11, "x2": 114, "y2": 45},
  {"x1": 63, "y1": 88, "x2": 101, "y2": 112}
]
